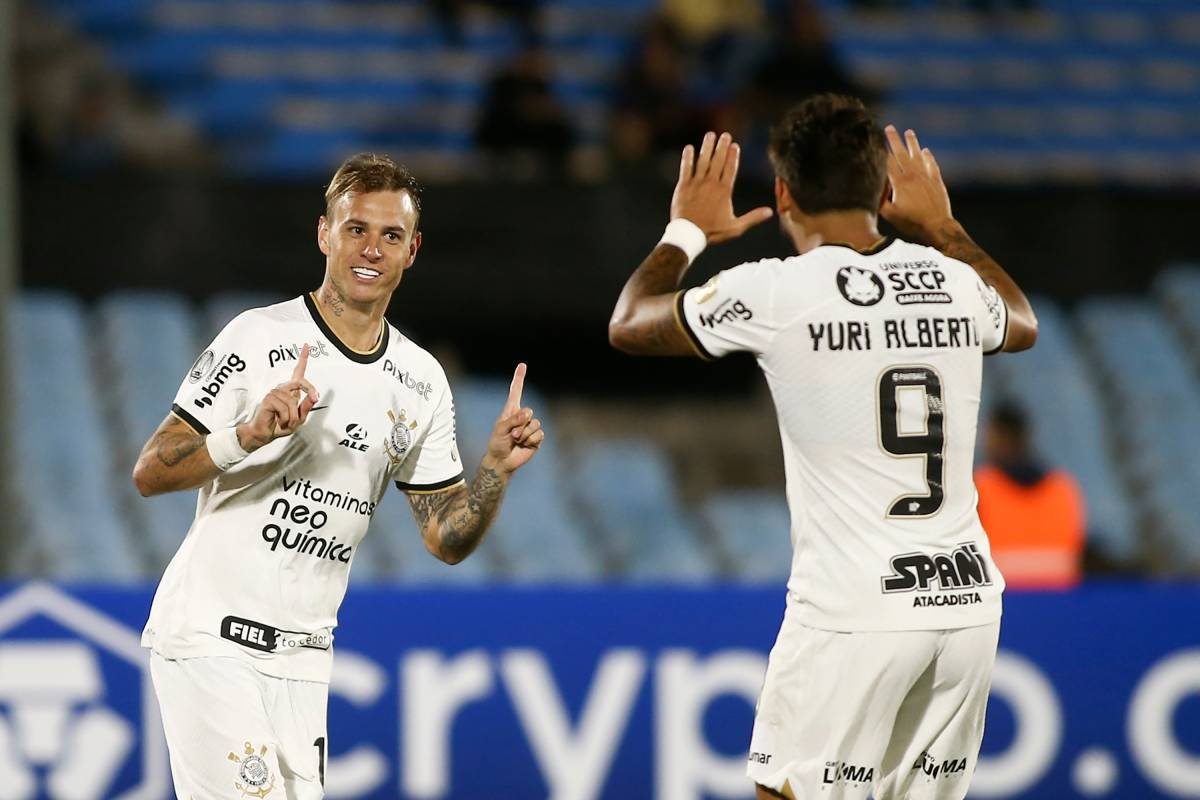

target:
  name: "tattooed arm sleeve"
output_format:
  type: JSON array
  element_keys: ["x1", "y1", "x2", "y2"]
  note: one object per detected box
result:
[
  {"x1": 608, "y1": 244, "x2": 699, "y2": 356},
  {"x1": 132, "y1": 413, "x2": 224, "y2": 496},
  {"x1": 406, "y1": 466, "x2": 509, "y2": 564},
  {"x1": 928, "y1": 221, "x2": 1038, "y2": 353}
]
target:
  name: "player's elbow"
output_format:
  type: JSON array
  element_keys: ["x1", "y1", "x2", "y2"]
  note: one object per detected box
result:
[
  {"x1": 1006, "y1": 315, "x2": 1038, "y2": 353},
  {"x1": 131, "y1": 459, "x2": 167, "y2": 497},
  {"x1": 608, "y1": 318, "x2": 645, "y2": 354},
  {"x1": 131, "y1": 463, "x2": 157, "y2": 497}
]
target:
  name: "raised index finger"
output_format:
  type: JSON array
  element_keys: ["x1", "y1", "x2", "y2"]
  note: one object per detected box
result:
[
  {"x1": 291, "y1": 343, "x2": 310, "y2": 381},
  {"x1": 505, "y1": 362, "x2": 527, "y2": 413}
]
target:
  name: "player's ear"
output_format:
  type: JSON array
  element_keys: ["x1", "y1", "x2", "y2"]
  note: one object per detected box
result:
[
  {"x1": 774, "y1": 177, "x2": 792, "y2": 216},
  {"x1": 404, "y1": 231, "x2": 422, "y2": 271},
  {"x1": 317, "y1": 216, "x2": 331, "y2": 256}
]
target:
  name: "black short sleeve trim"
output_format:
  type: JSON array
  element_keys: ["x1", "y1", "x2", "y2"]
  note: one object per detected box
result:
[
  {"x1": 673, "y1": 290, "x2": 716, "y2": 361},
  {"x1": 170, "y1": 403, "x2": 211, "y2": 435},
  {"x1": 303, "y1": 293, "x2": 389, "y2": 364},
  {"x1": 396, "y1": 474, "x2": 466, "y2": 493}
]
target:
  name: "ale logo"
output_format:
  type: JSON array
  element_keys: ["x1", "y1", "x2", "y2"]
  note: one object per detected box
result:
[{"x1": 0, "y1": 583, "x2": 169, "y2": 799}]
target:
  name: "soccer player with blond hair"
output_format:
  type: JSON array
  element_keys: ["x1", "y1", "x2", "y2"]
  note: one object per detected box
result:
[{"x1": 133, "y1": 154, "x2": 544, "y2": 798}]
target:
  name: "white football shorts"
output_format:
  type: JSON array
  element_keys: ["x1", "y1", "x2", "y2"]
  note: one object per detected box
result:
[
  {"x1": 747, "y1": 608, "x2": 1000, "y2": 800},
  {"x1": 150, "y1": 653, "x2": 328, "y2": 800}
]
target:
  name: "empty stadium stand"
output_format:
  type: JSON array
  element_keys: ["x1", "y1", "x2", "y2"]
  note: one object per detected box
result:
[{"x1": 33, "y1": 0, "x2": 1200, "y2": 181}]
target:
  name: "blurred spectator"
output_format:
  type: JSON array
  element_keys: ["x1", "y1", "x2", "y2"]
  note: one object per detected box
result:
[
  {"x1": 975, "y1": 402, "x2": 1086, "y2": 590},
  {"x1": 432, "y1": 0, "x2": 541, "y2": 46},
  {"x1": 735, "y1": 0, "x2": 877, "y2": 175},
  {"x1": 475, "y1": 46, "x2": 577, "y2": 177},
  {"x1": 851, "y1": 0, "x2": 1035, "y2": 11},
  {"x1": 659, "y1": 0, "x2": 768, "y2": 97},
  {"x1": 610, "y1": 16, "x2": 716, "y2": 167},
  {"x1": 16, "y1": 4, "x2": 207, "y2": 172}
]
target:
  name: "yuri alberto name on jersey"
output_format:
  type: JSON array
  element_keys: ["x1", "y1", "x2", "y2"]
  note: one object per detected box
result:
[{"x1": 807, "y1": 316, "x2": 984, "y2": 353}]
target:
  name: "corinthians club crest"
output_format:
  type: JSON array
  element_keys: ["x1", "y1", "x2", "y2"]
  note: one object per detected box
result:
[
  {"x1": 229, "y1": 741, "x2": 274, "y2": 799},
  {"x1": 384, "y1": 409, "x2": 420, "y2": 466}
]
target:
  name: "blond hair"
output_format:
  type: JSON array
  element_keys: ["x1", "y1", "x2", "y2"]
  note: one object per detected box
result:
[{"x1": 325, "y1": 153, "x2": 422, "y2": 225}]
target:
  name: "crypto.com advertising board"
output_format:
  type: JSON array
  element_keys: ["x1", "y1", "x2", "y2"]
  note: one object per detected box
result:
[{"x1": 0, "y1": 583, "x2": 1195, "y2": 799}]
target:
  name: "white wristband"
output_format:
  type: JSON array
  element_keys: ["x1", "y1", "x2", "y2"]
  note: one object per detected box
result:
[
  {"x1": 207, "y1": 427, "x2": 249, "y2": 471},
  {"x1": 659, "y1": 218, "x2": 707, "y2": 265}
]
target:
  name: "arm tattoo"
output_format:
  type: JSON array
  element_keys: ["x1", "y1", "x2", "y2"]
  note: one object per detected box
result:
[
  {"x1": 152, "y1": 429, "x2": 206, "y2": 467},
  {"x1": 320, "y1": 284, "x2": 347, "y2": 317},
  {"x1": 611, "y1": 245, "x2": 692, "y2": 352},
  {"x1": 932, "y1": 223, "x2": 1005, "y2": 284},
  {"x1": 408, "y1": 467, "x2": 508, "y2": 563}
]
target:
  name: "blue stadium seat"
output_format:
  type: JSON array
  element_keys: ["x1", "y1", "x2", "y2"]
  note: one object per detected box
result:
[
  {"x1": 452, "y1": 377, "x2": 601, "y2": 582},
  {"x1": 203, "y1": 291, "x2": 287, "y2": 343},
  {"x1": 8, "y1": 292, "x2": 142, "y2": 580},
  {"x1": 984, "y1": 297, "x2": 1140, "y2": 564},
  {"x1": 701, "y1": 490, "x2": 792, "y2": 582},
  {"x1": 1154, "y1": 264, "x2": 1200, "y2": 359},
  {"x1": 1077, "y1": 297, "x2": 1200, "y2": 568},
  {"x1": 573, "y1": 439, "x2": 719, "y2": 581},
  {"x1": 96, "y1": 291, "x2": 203, "y2": 571}
]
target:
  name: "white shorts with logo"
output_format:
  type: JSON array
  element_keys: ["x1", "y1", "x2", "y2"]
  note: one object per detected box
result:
[
  {"x1": 747, "y1": 609, "x2": 1000, "y2": 800},
  {"x1": 150, "y1": 653, "x2": 328, "y2": 800}
]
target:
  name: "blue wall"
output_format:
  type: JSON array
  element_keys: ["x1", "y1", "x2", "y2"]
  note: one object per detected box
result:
[{"x1": 0, "y1": 583, "x2": 1195, "y2": 799}]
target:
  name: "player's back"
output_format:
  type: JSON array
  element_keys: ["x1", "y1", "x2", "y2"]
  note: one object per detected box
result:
[{"x1": 679, "y1": 237, "x2": 1009, "y2": 631}]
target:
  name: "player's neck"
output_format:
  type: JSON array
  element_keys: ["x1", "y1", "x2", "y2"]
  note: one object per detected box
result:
[
  {"x1": 788, "y1": 210, "x2": 882, "y2": 255},
  {"x1": 311, "y1": 285, "x2": 386, "y2": 353}
]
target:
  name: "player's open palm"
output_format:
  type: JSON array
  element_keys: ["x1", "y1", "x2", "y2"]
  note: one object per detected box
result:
[
  {"x1": 243, "y1": 344, "x2": 320, "y2": 450},
  {"x1": 485, "y1": 363, "x2": 543, "y2": 474},
  {"x1": 881, "y1": 126, "x2": 955, "y2": 243},
  {"x1": 671, "y1": 131, "x2": 773, "y2": 245}
]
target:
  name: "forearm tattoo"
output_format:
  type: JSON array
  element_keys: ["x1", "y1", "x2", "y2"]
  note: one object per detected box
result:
[
  {"x1": 933, "y1": 224, "x2": 1006, "y2": 286},
  {"x1": 152, "y1": 429, "x2": 206, "y2": 467},
  {"x1": 408, "y1": 467, "x2": 508, "y2": 562},
  {"x1": 618, "y1": 245, "x2": 691, "y2": 349}
]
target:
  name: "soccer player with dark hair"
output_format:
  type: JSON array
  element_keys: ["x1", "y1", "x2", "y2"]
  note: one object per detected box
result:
[
  {"x1": 609, "y1": 94, "x2": 1037, "y2": 800},
  {"x1": 132, "y1": 153, "x2": 544, "y2": 799}
]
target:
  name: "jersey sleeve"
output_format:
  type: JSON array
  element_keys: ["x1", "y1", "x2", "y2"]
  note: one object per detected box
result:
[
  {"x1": 393, "y1": 383, "x2": 465, "y2": 493},
  {"x1": 972, "y1": 274, "x2": 1010, "y2": 355},
  {"x1": 676, "y1": 259, "x2": 778, "y2": 359},
  {"x1": 170, "y1": 315, "x2": 257, "y2": 435}
]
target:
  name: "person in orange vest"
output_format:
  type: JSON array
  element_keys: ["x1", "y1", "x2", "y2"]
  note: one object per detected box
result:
[{"x1": 976, "y1": 401, "x2": 1087, "y2": 589}]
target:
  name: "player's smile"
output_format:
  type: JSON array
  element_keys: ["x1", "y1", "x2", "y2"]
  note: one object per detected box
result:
[
  {"x1": 319, "y1": 188, "x2": 422, "y2": 309},
  {"x1": 350, "y1": 266, "x2": 382, "y2": 282}
]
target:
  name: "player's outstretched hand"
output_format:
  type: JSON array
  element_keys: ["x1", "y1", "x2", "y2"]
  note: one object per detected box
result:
[
  {"x1": 242, "y1": 344, "x2": 320, "y2": 451},
  {"x1": 671, "y1": 131, "x2": 773, "y2": 245},
  {"x1": 485, "y1": 363, "x2": 543, "y2": 475},
  {"x1": 880, "y1": 126, "x2": 955, "y2": 244}
]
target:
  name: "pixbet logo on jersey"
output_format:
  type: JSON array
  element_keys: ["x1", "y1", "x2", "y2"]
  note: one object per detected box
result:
[
  {"x1": 383, "y1": 360, "x2": 434, "y2": 401},
  {"x1": 268, "y1": 340, "x2": 330, "y2": 369},
  {"x1": 193, "y1": 353, "x2": 247, "y2": 409}
]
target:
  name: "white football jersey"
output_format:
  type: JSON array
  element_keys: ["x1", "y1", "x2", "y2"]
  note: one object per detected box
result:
[
  {"x1": 142, "y1": 295, "x2": 462, "y2": 682},
  {"x1": 679, "y1": 238, "x2": 1009, "y2": 631}
]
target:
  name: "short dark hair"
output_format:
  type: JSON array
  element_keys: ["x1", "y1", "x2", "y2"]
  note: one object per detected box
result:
[
  {"x1": 325, "y1": 153, "x2": 423, "y2": 226},
  {"x1": 767, "y1": 94, "x2": 887, "y2": 215}
]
